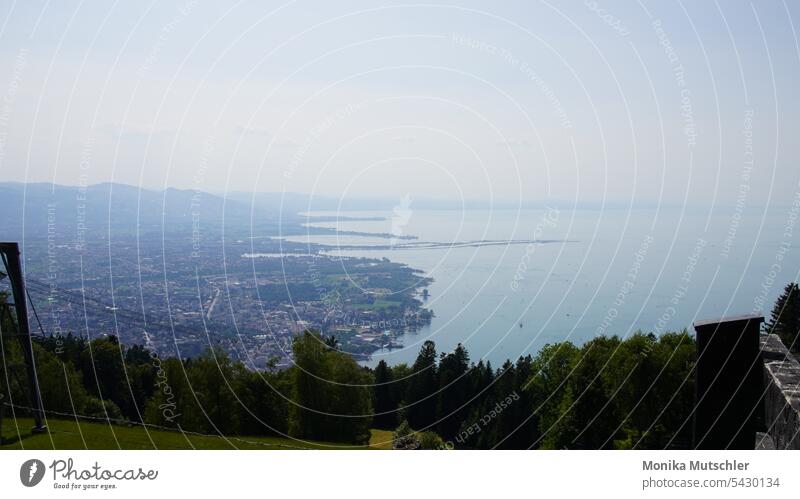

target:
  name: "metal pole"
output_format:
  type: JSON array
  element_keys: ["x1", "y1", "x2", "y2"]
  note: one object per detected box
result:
[{"x1": 0, "y1": 242, "x2": 46, "y2": 432}]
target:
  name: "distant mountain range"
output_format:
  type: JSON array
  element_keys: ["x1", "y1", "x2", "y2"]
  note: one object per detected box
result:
[
  {"x1": 0, "y1": 182, "x2": 293, "y2": 239},
  {"x1": 0, "y1": 181, "x2": 684, "y2": 241}
]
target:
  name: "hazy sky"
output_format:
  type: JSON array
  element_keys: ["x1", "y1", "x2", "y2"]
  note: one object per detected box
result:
[{"x1": 0, "y1": 0, "x2": 798, "y2": 208}]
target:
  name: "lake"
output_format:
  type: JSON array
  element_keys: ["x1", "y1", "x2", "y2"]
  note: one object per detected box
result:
[{"x1": 288, "y1": 205, "x2": 799, "y2": 367}]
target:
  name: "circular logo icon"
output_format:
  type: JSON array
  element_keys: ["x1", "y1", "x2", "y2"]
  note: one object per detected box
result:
[{"x1": 20, "y1": 459, "x2": 45, "y2": 487}]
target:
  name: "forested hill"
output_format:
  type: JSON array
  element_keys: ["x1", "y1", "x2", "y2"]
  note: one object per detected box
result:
[{"x1": 4, "y1": 329, "x2": 695, "y2": 449}]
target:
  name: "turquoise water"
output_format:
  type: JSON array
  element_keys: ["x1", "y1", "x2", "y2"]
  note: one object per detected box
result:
[{"x1": 291, "y1": 206, "x2": 799, "y2": 367}]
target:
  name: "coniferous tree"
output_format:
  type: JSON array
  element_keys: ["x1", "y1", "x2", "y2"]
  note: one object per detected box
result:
[
  {"x1": 435, "y1": 344, "x2": 470, "y2": 440},
  {"x1": 507, "y1": 355, "x2": 537, "y2": 448},
  {"x1": 405, "y1": 341, "x2": 437, "y2": 430},
  {"x1": 766, "y1": 282, "x2": 800, "y2": 351},
  {"x1": 373, "y1": 360, "x2": 396, "y2": 429}
]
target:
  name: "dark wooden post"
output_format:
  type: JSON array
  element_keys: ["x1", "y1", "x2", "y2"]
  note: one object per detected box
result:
[{"x1": 693, "y1": 315, "x2": 762, "y2": 449}]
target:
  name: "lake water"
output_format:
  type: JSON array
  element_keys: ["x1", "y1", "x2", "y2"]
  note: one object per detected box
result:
[{"x1": 288, "y1": 206, "x2": 799, "y2": 367}]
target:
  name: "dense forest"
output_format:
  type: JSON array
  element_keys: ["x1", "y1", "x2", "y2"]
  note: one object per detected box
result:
[{"x1": 2, "y1": 282, "x2": 798, "y2": 449}]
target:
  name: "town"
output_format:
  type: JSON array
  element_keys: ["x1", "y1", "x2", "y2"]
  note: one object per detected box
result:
[{"x1": 17, "y1": 229, "x2": 433, "y2": 370}]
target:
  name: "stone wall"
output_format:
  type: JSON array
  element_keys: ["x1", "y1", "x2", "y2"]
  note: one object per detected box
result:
[{"x1": 759, "y1": 334, "x2": 800, "y2": 449}]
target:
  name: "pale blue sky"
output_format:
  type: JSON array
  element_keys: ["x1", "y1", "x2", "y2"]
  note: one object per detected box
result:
[{"x1": 0, "y1": 0, "x2": 798, "y2": 208}]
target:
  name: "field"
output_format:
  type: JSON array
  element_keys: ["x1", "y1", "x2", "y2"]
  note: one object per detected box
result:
[
  {"x1": 1, "y1": 417, "x2": 392, "y2": 450},
  {"x1": 367, "y1": 429, "x2": 394, "y2": 450}
]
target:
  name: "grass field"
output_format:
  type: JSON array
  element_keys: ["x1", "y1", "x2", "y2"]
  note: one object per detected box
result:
[
  {"x1": 367, "y1": 429, "x2": 394, "y2": 450},
  {"x1": 0, "y1": 417, "x2": 393, "y2": 450}
]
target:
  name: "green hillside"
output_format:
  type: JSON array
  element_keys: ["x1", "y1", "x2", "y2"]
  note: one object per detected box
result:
[{"x1": 1, "y1": 417, "x2": 385, "y2": 450}]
